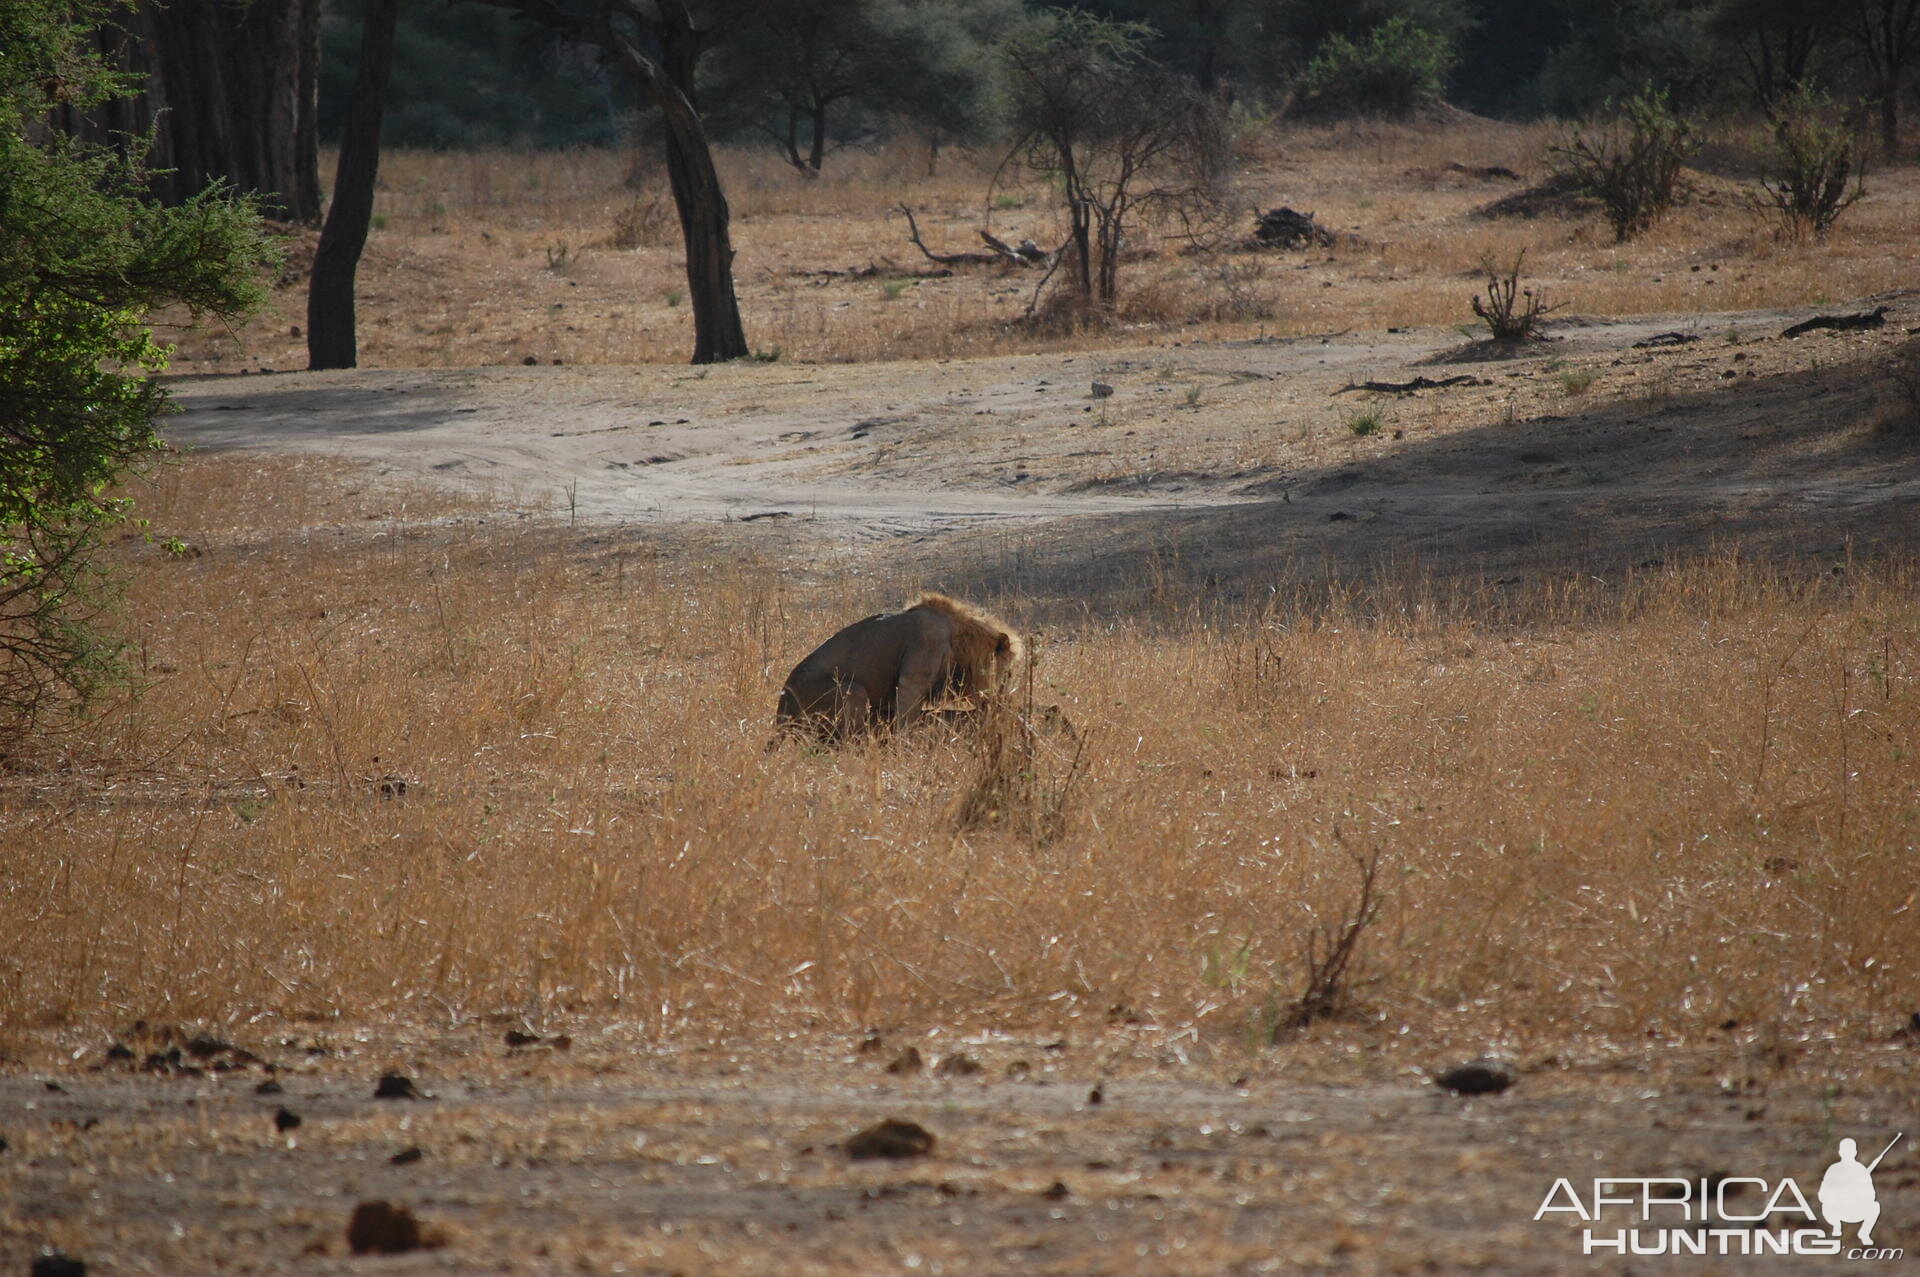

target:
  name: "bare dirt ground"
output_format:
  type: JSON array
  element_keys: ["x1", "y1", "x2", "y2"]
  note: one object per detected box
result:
[
  {"x1": 165, "y1": 295, "x2": 1920, "y2": 591},
  {"x1": 5, "y1": 1025, "x2": 1917, "y2": 1274}
]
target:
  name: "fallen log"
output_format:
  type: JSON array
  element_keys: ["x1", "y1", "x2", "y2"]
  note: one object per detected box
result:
[
  {"x1": 1633, "y1": 331, "x2": 1699, "y2": 348},
  {"x1": 1782, "y1": 306, "x2": 1889, "y2": 338},
  {"x1": 896, "y1": 205, "x2": 1003, "y2": 267},
  {"x1": 1335, "y1": 374, "x2": 1488, "y2": 394}
]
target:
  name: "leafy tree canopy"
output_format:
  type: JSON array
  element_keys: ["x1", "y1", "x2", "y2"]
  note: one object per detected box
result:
[{"x1": 1, "y1": 0, "x2": 273, "y2": 722}]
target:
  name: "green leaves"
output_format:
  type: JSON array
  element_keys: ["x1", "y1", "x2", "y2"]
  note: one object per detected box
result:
[{"x1": 1, "y1": 0, "x2": 273, "y2": 724}]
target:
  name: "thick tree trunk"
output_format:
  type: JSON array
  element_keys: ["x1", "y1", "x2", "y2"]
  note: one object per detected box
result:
[
  {"x1": 652, "y1": 31, "x2": 748, "y2": 363},
  {"x1": 307, "y1": 0, "x2": 402, "y2": 370},
  {"x1": 57, "y1": 0, "x2": 321, "y2": 222},
  {"x1": 660, "y1": 108, "x2": 750, "y2": 362}
]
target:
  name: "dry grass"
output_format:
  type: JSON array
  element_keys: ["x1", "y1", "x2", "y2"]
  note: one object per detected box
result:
[
  {"x1": 158, "y1": 118, "x2": 1920, "y2": 373},
  {"x1": 3, "y1": 457, "x2": 1915, "y2": 1063}
]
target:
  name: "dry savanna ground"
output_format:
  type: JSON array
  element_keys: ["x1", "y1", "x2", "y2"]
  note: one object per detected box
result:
[{"x1": 5, "y1": 118, "x2": 1920, "y2": 1272}]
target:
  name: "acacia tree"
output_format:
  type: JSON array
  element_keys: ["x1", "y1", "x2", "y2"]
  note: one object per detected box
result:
[
  {"x1": 1, "y1": 0, "x2": 273, "y2": 724},
  {"x1": 465, "y1": 0, "x2": 759, "y2": 363},
  {"x1": 708, "y1": 0, "x2": 1013, "y2": 176},
  {"x1": 1002, "y1": 11, "x2": 1228, "y2": 308}
]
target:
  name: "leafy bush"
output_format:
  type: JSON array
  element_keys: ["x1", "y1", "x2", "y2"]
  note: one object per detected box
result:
[
  {"x1": 1548, "y1": 87, "x2": 1696, "y2": 241},
  {"x1": 1, "y1": 0, "x2": 272, "y2": 724},
  {"x1": 1757, "y1": 86, "x2": 1864, "y2": 241},
  {"x1": 1293, "y1": 18, "x2": 1455, "y2": 120}
]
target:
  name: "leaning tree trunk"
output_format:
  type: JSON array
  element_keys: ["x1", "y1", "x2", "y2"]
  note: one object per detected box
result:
[
  {"x1": 308, "y1": 0, "x2": 402, "y2": 370},
  {"x1": 56, "y1": 0, "x2": 322, "y2": 222},
  {"x1": 660, "y1": 106, "x2": 750, "y2": 363},
  {"x1": 464, "y1": 0, "x2": 753, "y2": 364},
  {"x1": 650, "y1": 39, "x2": 748, "y2": 364}
]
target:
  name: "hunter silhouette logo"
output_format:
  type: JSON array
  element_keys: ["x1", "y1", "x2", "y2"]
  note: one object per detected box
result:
[
  {"x1": 1821, "y1": 1135, "x2": 1902, "y2": 1247},
  {"x1": 1536, "y1": 1132, "x2": 1906, "y2": 1259}
]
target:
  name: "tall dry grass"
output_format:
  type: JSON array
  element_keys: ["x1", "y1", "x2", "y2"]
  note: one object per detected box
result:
[
  {"x1": 2, "y1": 459, "x2": 1915, "y2": 1059},
  {"x1": 162, "y1": 120, "x2": 1920, "y2": 374}
]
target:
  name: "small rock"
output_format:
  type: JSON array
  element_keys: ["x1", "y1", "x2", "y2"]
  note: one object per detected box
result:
[
  {"x1": 373, "y1": 1073, "x2": 423, "y2": 1100},
  {"x1": 1087, "y1": 1084, "x2": 1104, "y2": 1106},
  {"x1": 273, "y1": 1107, "x2": 302, "y2": 1133},
  {"x1": 884, "y1": 1046, "x2": 923, "y2": 1075},
  {"x1": 31, "y1": 1252, "x2": 87, "y2": 1277},
  {"x1": 1091, "y1": 382, "x2": 1114, "y2": 399},
  {"x1": 255, "y1": 1079, "x2": 284, "y2": 1095},
  {"x1": 845, "y1": 1118, "x2": 936, "y2": 1160},
  {"x1": 504, "y1": 1030, "x2": 540, "y2": 1048},
  {"x1": 1435, "y1": 1059, "x2": 1517, "y2": 1095},
  {"x1": 104, "y1": 1043, "x2": 134, "y2": 1064},
  {"x1": 934, "y1": 1053, "x2": 982, "y2": 1078},
  {"x1": 44, "y1": 1080, "x2": 65, "y2": 1093},
  {"x1": 346, "y1": 1200, "x2": 442, "y2": 1254},
  {"x1": 390, "y1": 1145, "x2": 425, "y2": 1165},
  {"x1": 550, "y1": 1034, "x2": 572, "y2": 1051},
  {"x1": 1041, "y1": 1180, "x2": 1071, "y2": 1200},
  {"x1": 521, "y1": 355, "x2": 538, "y2": 366},
  {"x1": 1891, "y1": 1012, "x2": 1920, "y2": 1043},
  {"x1": 856, "y1": 1032, "x2": 885, "y2": 1054}
]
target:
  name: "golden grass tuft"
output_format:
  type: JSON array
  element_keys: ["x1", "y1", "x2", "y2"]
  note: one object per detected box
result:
[{"x1": 2, "y1": 459, "x2": 1915, "y2": 1062}]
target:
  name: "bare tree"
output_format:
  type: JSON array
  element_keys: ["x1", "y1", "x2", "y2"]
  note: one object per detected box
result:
[
  {"x1": 1846, "y1": 0, "x2": 1920, "y2": 154},
  {"x1": 464, "y1": 0, "x2": 760, "y2": 363},
  {"x1": 1001, "y1": 11, "x2": 1228, "y2": 309}
]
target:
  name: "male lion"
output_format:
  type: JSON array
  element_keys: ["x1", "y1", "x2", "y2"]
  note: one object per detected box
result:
[{"x1": 774, "y1": 593, "x2": 1024, "y2": 741}]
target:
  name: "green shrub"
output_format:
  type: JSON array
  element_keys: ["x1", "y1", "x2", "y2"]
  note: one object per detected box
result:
[
  {"x1": 1549, "y1": 87, "x2": 1696, "y2": 242},
  {"x1": 1757, "y1": 86, "x2": 1864, "y2": 241},
  {"x1": 1, "y1": 0, "x2": 272, "y2": 725},
  {"x1": 1293, "y1": 18, "x2": 1455, "y2": 121}
]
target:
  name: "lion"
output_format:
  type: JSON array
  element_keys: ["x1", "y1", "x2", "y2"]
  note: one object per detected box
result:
[{"x1": 774, "y1": 593, "x2": 1025, "y2": 741}]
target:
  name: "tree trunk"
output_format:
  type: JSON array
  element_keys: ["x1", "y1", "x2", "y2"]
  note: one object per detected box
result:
[
  {"x1": 807, "y1": 104, "x2": 828, "y2": 174},
  {"x1": 464, "y1": 0, "x2": 753, "y2": 364},
  {"x1": 660, "y1": 108, "x2": 750, "y2": 362},
  {"x1": 56, "y1": 0, "x2": 322, "y2": 222},
  {"x1": 307, "y1": 0, "x2": 402, "y2": 370},
  {"x1": 651, "y1": 28, "x2": 749, "y2": 364}
]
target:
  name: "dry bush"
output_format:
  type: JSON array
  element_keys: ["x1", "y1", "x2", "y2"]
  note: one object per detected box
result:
[
  {"x1": 3, "y1": 460, "x2": 1917, "y2": 1061},
  {"x1": 609, "y1": 195, "x2": 670, "y2": 249},
  {"x1": 1548, "y1": 88, "x2": 1696, "y2": 242},
  {"x1": 1470, "y1": 249, "x2": 1557, "y2": 341},
  {"x1": 1756, "y1": 87, "x2": 1865, "y2": 242},
  {"x1": 1872, "y1": 342, "x2": 1920, "y2": 438},
  {"x1": 948, "y1": 669, "x2": 1085, "y2": 846}
]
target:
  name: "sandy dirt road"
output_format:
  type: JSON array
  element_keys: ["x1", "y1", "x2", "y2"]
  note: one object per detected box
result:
[{"x1": 164, "y1": 302, "x2": 1915, "y2": 542}]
